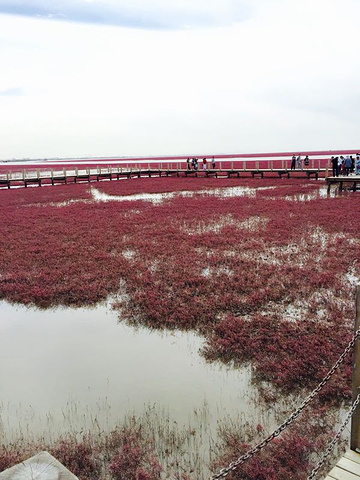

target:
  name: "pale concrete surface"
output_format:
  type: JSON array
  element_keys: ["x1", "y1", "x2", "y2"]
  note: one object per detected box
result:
[{"x1": 0, "y1": 451, "x2": 78, "y2": 480}]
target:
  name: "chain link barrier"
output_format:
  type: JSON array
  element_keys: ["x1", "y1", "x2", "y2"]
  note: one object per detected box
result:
[
  {"x1": 211, "y1": 329, "x2": 360, "y2": 479},
  {"x1": 307, "y1": 392, "x2": 360, "y2": 480}
]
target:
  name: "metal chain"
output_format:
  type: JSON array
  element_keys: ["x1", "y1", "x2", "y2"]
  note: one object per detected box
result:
[
  {"x1": 307, "y1": 392, "x2": 360, "y2": 480},
  {"x1": 211, "y1": 329, "x2": 360, "y2": 479}
]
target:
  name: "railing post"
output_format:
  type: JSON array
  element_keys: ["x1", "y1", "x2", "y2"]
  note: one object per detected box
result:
[{"x1": 351, "y1": 286, "x2": 360, "y2": 452}]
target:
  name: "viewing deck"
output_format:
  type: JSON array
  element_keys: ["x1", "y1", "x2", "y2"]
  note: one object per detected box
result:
[{"x1": 326, "y1": 176, "x2": 360, "y2": 193}]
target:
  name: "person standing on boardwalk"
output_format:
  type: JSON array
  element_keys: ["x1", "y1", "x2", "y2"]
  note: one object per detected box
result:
[
  {"x1": 296, "y1": 155, "x2": 302, "y2": 170},
  {"x1": 212, "y1": 156, "x2": 216, "y2": 169},
  {"x1": 186, "y1": 158, "x2": 191, "y2": 170},
  {"x1": 291, "y1": 155, "x2": 296, "y2": 170},
  {"x1": 331, "y1": 156, "x2": 339, "y2": 177},
  {"x1": 355, "y1": 154, "x2": 360, "y2": 175},
  {"x1": 304, "y1": 155, "x2": 309, "y2": 167},
  {"x1": 338, "y1": 156, "x2": 343, "y2": 175},
  {"x1": 344, "y1": 155, "x2": 352, "y2": 176},
  {"x1": 203, "y1": 158, "x2": 207, "y2": 170}
]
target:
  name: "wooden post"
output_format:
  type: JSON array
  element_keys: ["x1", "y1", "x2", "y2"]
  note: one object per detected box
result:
[{"x1": 351, "y1": 286, "x2": 360, "y2": 452}]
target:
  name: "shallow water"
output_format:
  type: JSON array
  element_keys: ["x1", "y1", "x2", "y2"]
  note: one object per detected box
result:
[{"x1": 0, "y1": 301, "x2": 278, "y2": 443}]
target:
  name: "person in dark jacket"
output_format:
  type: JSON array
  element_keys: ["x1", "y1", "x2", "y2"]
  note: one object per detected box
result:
[
  {"x1": 331, "y1": 156, "x2": 339, "y2": 177},
  {"x1": 291, "y1": 155, "x2": 296, "y2": 170}
]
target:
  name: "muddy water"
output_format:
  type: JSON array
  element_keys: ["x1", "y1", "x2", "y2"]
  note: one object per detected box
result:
[{"x1": 0, "y1": 301, "x2": 283, "y2": 444}]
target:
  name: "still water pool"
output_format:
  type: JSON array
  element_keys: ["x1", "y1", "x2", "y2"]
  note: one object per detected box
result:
[{"x1": 0, "y1": 301, "x2": 280, "y2": 443}]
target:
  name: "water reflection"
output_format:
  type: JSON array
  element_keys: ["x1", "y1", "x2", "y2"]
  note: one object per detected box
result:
[{"x1": 0, "y1": 301, "x2": 278, "y2": 443}]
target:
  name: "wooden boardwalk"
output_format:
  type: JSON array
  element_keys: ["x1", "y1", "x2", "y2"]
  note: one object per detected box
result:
[
  {"x1": 326, "y1": 176, "x2": 360, "y2": 193},
  {"x1": 325, "y1": 450, "x2": 360, "y2": 480},
  {"x1": 0, "y1": 166, "x2": 326, "y2": 189}
]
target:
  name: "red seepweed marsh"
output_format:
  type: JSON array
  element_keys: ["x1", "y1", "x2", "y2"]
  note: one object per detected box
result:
[{"x1": 0, "y1": 176, "x2": 359, "y2": 479}]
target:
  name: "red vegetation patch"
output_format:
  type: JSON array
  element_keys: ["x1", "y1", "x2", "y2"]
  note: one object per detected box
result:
[
  {"x1": 0, "y1": 178, "x2": 359, "y2": 401},
  {"x1": 212, "y1": 405, "x2": 341, "y2": 480},
  {"x1": 51, "y1": 438, "x2": 100, "y2": 480},
  {"x1": 0, "y1": 448, "x2": 24, "y2": 472},
  {"x1": 110, "y1": 434, "x2": 162, "y2": 480}
]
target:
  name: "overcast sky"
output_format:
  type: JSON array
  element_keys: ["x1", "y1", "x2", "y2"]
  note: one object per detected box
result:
[{"x1": 0, "y1": 0, "x2": 359, "y2": 159}]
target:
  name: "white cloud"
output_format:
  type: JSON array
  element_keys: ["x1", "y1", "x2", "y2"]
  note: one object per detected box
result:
[{"x1": 0, "y1": 0, "x2": 360, "y2": 159}]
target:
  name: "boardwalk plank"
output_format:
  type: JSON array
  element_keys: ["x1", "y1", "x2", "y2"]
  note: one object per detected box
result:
[
  {"x1": 345, "y1": 451, "x2": 360, "y2": 465},
  {"x1": 337, "y1": 457, "x2": 360, "y2": 475},
  {"x1": 325, "y1": 466, "x2": 360, "y2": 479},
  {"x1": 325, "y1": 467, "x2": 359, "y2": 480},
  {"x1": 323, "y1": 451, "x2": 360, "y2": 480}
]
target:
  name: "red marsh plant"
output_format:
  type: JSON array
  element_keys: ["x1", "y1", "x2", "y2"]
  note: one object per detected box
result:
[
  {"x1": 109, "y1": 434, "x2": 162, "y2": 480},
  {"x1": 0, "y1": 447, "x2": 24, "y2": 472},
  {"x1": 0, "y1": 179, "x2": 359, "y2": 401},
  {"x1": 0, "y1": 178, "x2": 358, "y2": 479},
  {"x1": 211, "y1": 404, "x2": 343, "y2": 480},
  {"x1": 50, "y1": 437, "x2": 100, "y2": 480}
]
